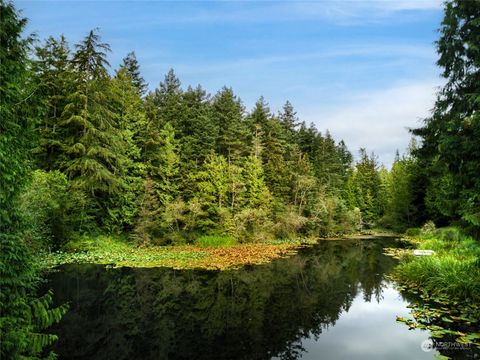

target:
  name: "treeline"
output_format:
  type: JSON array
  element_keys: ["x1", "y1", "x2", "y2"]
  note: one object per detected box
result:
[
  {"x1": 10, "y1": 1, "x2": 479, "y2": 254},
  {"x1": 20, "y1": 25, "x2": 455, "y2": 250},
  {"x1": 25, "y1": 30, "x2": 396, "y2": 248}
]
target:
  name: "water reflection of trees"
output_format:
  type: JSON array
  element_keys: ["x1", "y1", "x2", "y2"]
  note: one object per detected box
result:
[{"x1": 47, "y1": 239, "x2": 397, "y2": 360}]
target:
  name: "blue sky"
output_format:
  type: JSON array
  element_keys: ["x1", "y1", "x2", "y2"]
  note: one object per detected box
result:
[{"x1": 17, "y1": 0, "x2": 445, "y2": 167}]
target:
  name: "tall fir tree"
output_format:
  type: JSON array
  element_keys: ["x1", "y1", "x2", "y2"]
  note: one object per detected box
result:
[
  {"x1": 119, "y1": 51, "x2": 148, "y2": 96},
  {"x1": 0, "y1": 2, "x2": 67, "y2": 358},
  {"x1": 61, "y1": 29, "x2": 129, "y2": 223},
  {"x1": 33, "y1": 35, "x2": 74, "y2": 170},
  {"x1": 212, "y1": 87, "x2": 248, "y2": 161},
  {"x1": 413, "y1": 0, "x2": 480, "y2": 228},
  {"x1": 279, "y1": 100, "x2": 299, "y2": 142}
]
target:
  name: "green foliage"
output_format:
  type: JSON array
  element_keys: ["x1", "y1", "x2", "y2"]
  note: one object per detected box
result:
[
  {"x1": 131, "y1": 178, "x2": 162, "y2": 246},
  {"x1": 211, "y1": 86, "x2": 248, "y2": 161},
  {"x1": 273, "y1": 207, "x2": 307, "y2": 239},
  {"x1": 19, "y1": 9, "x2": 395, "y2": 251},
  {"x1": 19, "y1": 170, "x2": 94, "y2": 249},
  {"x1": 381, "y1": 149, "x2": 421, "y2": 230},
  {"x1": 393, "y1": 226, "x2": 480, "y2": 347},
  {"x1": 119, "y1": 51, "x2": 148, "y2": 95},
  {"x1": 413, "y1": 0, "x2": 480, "y2": 229},
  {"x1": 395, "y1": 227, "x2": 480, "y2": 301},
  {"x1": 153, "y1": 122, "x2": 180, "y2": 205},
  {"x1": 195, "y1": 234, "x2": 237, "y2": 248},
  {"x1": 404, "y1": 228, "x2": 421, "y2": 237},
  {"x1": 346, "y1": 149, "x2": 382, "y2": 226},
  {"x1": 242, "y1": 155, "x2": 272, "y2": 210},
  {"x1": 0, "y1": 2, "x2": 66, "y2": 358}
]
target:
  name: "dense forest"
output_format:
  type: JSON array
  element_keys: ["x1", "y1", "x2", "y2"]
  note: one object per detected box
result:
[{"x1": 1, "y1": 0, "x2": 479, "y2": 358}]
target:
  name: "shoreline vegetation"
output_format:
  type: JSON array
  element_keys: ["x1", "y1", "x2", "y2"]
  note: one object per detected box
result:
[
  {"x1": 388, "y1": 226, "x2": 480, "y2": 349},
  {"x1": 39, "y1": 231, "x2": 398, "y2": 271},
  {"x1": 39, "y1": 235, "x2": 301, "y2": 270}
]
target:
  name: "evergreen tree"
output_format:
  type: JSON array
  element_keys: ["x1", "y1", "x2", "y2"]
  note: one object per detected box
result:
[
  {"x1": 248, "y1": 96, "x2": 271, "y2": 129},
  {"x1": 413, "y1": 0, "x2": 480, "y2": 228},
  {"x1": 131, "y1": 177, "x2": 161, "y2": 245},
  {"x1": 313, "y1": 130, "x2": 343, "y2": 190},
  {"x1": 290, "y1": 150, "x2": 317, "y2": 215},
  {"x1": 107, "y1": 68, "x2": 147, "y2": 229},
  {"x1": 61, "y1": 29, "x2": 129, "y2": 223},
  {"x1": 179, "y1": 85, "x2": 217, "y2": 163},
  {"x1": 384, "y1": 155, "x2": 419, "y2": 229},
  {"x1": 279, "y1": 100, "x2": 299, "y2": 141},
  {"x1": 194, "y1": 153, "x2": 230, "y2": 230},
  {"x1": 153, "y1": 122, "x2": 180, "y2": 207},
  {"x1": 243, "y1": 155, "x2": 271, "y2": 209},
  {"x1": 296, "y1": 122, "x2": 320, "y2": 158},
  {"x1": 0, "y1": 2, "x2": 67, "y2": 357},
  {"x1": 349, "y1": 149, "x2": 382, "y2": 224},
  {"x1": 119, "y1": 51, "x2": 148, "y2": 95},
  {"x1": 227, "y1": 162, "x2": 245, "y2": 211},
  {"x1": 33, "y1": 35, "x2": 74, "y2": 170},
  {"x1": 152, "y1": 68, "x2": 182, "y2": 127},
  {"x1": 261, "y1": 117, "x2": 290, "y2": 201},
  {"x1": 212, "y1": 87, "x2": 248, "y2": 161},
  {"x1": 246, "y1": 97, "x2": 271, "y2": 152}
]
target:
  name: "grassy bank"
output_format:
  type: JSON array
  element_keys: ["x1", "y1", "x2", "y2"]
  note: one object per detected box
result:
[
  {"x1": 392, "y1": 227, "x2": 480, "y2": 348},
  {"x1": 38, "y1": 235, "x2": 307, "y2": 270},
  {"x1": 394, "y1": 227, "x2": 480, "y2": 301}
]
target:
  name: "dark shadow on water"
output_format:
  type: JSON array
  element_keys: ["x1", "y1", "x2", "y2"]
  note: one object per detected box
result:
[{"x1": 43, "y1": 238, "x2": 475, "y2": 359}]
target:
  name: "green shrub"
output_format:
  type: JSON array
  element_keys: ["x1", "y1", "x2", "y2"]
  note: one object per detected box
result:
[
  {"x1": 405, "y1": 227, "x2": 421, "y2": 236},
  {"x1": 62, "y1": 234, "x2": 130, "y2": 253},
  {"x1": 232, "y1": 208, "x2": 273, "y2": 243},
  {"x1": 273, "y1": 207, "x2": 307, "y2": 239},
  {"x1": 62, "y1": 236, "x2": 96, "y2": 253},
  {"x1": 19, "y1": 170, "x2": 95, "y2": 250},
  {"x1": 421, "y1": 220, "x2": 436, "y2": 235},
  {"x1": 195, "y1": 234, "x2": 237, "y2": 248}
]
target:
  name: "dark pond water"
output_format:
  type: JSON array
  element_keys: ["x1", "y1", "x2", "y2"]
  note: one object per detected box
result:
[{"x1": 44, "y1": 238, "x2": 456, "y2": 359}]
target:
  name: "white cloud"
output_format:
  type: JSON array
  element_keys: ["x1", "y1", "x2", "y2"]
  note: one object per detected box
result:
[{"x1": 300, "y1": 80, "x2": 442, "y2": 168}]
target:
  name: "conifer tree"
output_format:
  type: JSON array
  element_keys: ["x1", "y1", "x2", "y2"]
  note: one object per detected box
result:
[
  {"x1": 153, "y1": 122, "x2": 180, "y2": 207},
  {"x1": 243, "y1": 155, "x2": 271, "y2": 209},
  {"x1": 179, "y1": 85, "x2": 217, "y2": 163},
  {"x1": 212, "y1": 87, "x2": 248, "y2": 161},
  {"x1": 33, "y1": 35, "x2": 74, "y2": 170},
  {"x1": 153, "y1": 68, "x2": 183, "y2": 127},
  {"x1": 413, "y1": 0, "x2": 480, "y2": 227},
  {"x1": 0, "y1": 2, "x2": 67, "y2": 357},
  {"x1": 279, "y1": 100, "x2": 299, "y2": 141},
  {"x1": 349, "y1": 149, "x2": 382, "y2": 224},
  {"x1": 61, "y1": 29, "x2": 129, "y2": 223},
  {"x1": 119, "y1": 51, "x2": 148, "y2": 95},
  {"x1": 195, "y1": 153, "x2": 229, "y2": 222},
  {"x1": 106, "y1": 68, "x2": 146, "y2": 229},
  {"x1": 261, "y1": 118, "x2": 290, "y2": 201}
]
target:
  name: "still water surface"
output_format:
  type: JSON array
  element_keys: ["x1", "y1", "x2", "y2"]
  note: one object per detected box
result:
[{"x1": 45, "y1": 238, "x2": 441, "y2": 359}]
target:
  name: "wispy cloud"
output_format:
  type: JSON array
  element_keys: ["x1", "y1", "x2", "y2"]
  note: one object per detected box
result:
[
  {"x1": 285, "y1": 0, "x2": 443, "y2": 25},
  {"x1": 301, "y1": 80, "x2": 442, "y2": 167},
  {"x1": 142, "y1": 43, "x2": 435, "y2": 76},
  {"x1": 97, "y1": 0, "x2": 443, "y2": 29}
]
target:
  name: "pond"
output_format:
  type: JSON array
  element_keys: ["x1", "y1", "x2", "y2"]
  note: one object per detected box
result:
[{"x1": 43, "y1": 238, "x2": 467, "y2": 359}]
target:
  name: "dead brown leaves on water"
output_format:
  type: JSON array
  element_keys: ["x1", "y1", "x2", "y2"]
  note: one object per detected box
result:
[
  {"x1": 193, "y1": 244, "x2": 299, "y2": 270},
  {"x1": 115, "y1": 243, "x2": 300, "y2": 270}
]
